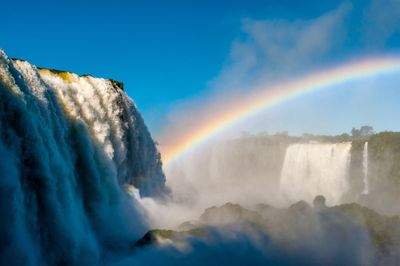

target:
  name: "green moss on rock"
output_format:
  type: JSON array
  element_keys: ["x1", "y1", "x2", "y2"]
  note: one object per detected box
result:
[{"x1": 134, "y1": 228, "x2": 208, "y2": 248}]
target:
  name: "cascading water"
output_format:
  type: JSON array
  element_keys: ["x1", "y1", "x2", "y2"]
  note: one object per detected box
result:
[
  {"x1": 0, "y1": 49, "x2": 165, "y2": 265},
  {"x1": 362, "y1": 142, "x2": 369, "y2": 194},
  {"x1": 280, "y1": 142, "x2": 352, "y2": 205}
]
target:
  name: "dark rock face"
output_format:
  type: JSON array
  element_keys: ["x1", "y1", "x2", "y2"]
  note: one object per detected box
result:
[{"x1": 313, "y1": 195, "x2": 327, "y2": 210}]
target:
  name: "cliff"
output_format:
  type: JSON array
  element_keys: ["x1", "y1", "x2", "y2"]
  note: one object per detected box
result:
[{"x1": 0, "y1": 49, "x2": 166, "y2": 265}]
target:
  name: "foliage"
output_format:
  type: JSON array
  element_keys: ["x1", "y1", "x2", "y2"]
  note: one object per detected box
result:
[
  {"x1": 351, "y1": 126, "x2": 374, "y2": 139},
  {"x1": 369, "y1": 132, "x2": 400, "y2": 188},
  {"x1": 334, "y1": 203, "x2": 400, "y2": 255}
]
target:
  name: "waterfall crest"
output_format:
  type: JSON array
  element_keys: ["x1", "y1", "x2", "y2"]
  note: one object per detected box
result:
[{"x1": 280, "y1": 142, "x2": 352, "y2": 205}]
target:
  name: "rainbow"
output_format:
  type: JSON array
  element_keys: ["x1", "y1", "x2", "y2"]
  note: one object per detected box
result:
[{"x1": 162, "y1": 56, "x2": 400, "y2": 166}]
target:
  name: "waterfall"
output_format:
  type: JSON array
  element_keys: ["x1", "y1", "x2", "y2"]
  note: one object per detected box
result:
[
  {"x1": 0, "y1": 49, "x2": 165, "y2": 265},
  {"x1": 280, "y1": 142, "x2": 352, "y2": 205},
  {"x1": 362, "y1": 142, "x2": 369, "y2": 194}
]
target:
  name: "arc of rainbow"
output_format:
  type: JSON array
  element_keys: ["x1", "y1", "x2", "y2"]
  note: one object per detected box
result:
[{"x1": 162, "y1": 57, "x2": 400, "y2": 166}]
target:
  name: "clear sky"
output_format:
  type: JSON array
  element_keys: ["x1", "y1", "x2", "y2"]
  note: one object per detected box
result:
[{"x1": 1, "y1": 0, "x2": 400, "y2": 138}]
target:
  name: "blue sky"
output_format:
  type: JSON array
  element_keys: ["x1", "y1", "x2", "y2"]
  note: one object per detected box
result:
[{"x1": 1, "y1": 0, "x2": 400, "y2": 138}]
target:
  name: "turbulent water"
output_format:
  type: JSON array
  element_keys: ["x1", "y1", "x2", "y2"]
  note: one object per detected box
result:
[
  {"x1": 280, "y1": 142, "x2": 352, "y2": 205},
  {"x1": 0, "y1": 50, "x2": 165, "y2": 265}
]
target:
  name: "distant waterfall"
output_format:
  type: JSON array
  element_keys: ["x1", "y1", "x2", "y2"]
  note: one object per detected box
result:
[
  {"x1": 280, "y1": 142, "x2": 352, "y2": 205},
  {"x1": 362, "y1": 142, "x2": 369, "y2": 194}
]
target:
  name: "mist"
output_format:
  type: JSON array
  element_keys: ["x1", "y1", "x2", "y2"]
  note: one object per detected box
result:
[{"x1": 128, "y1": 2, "x2": 400, "y2": 265}]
